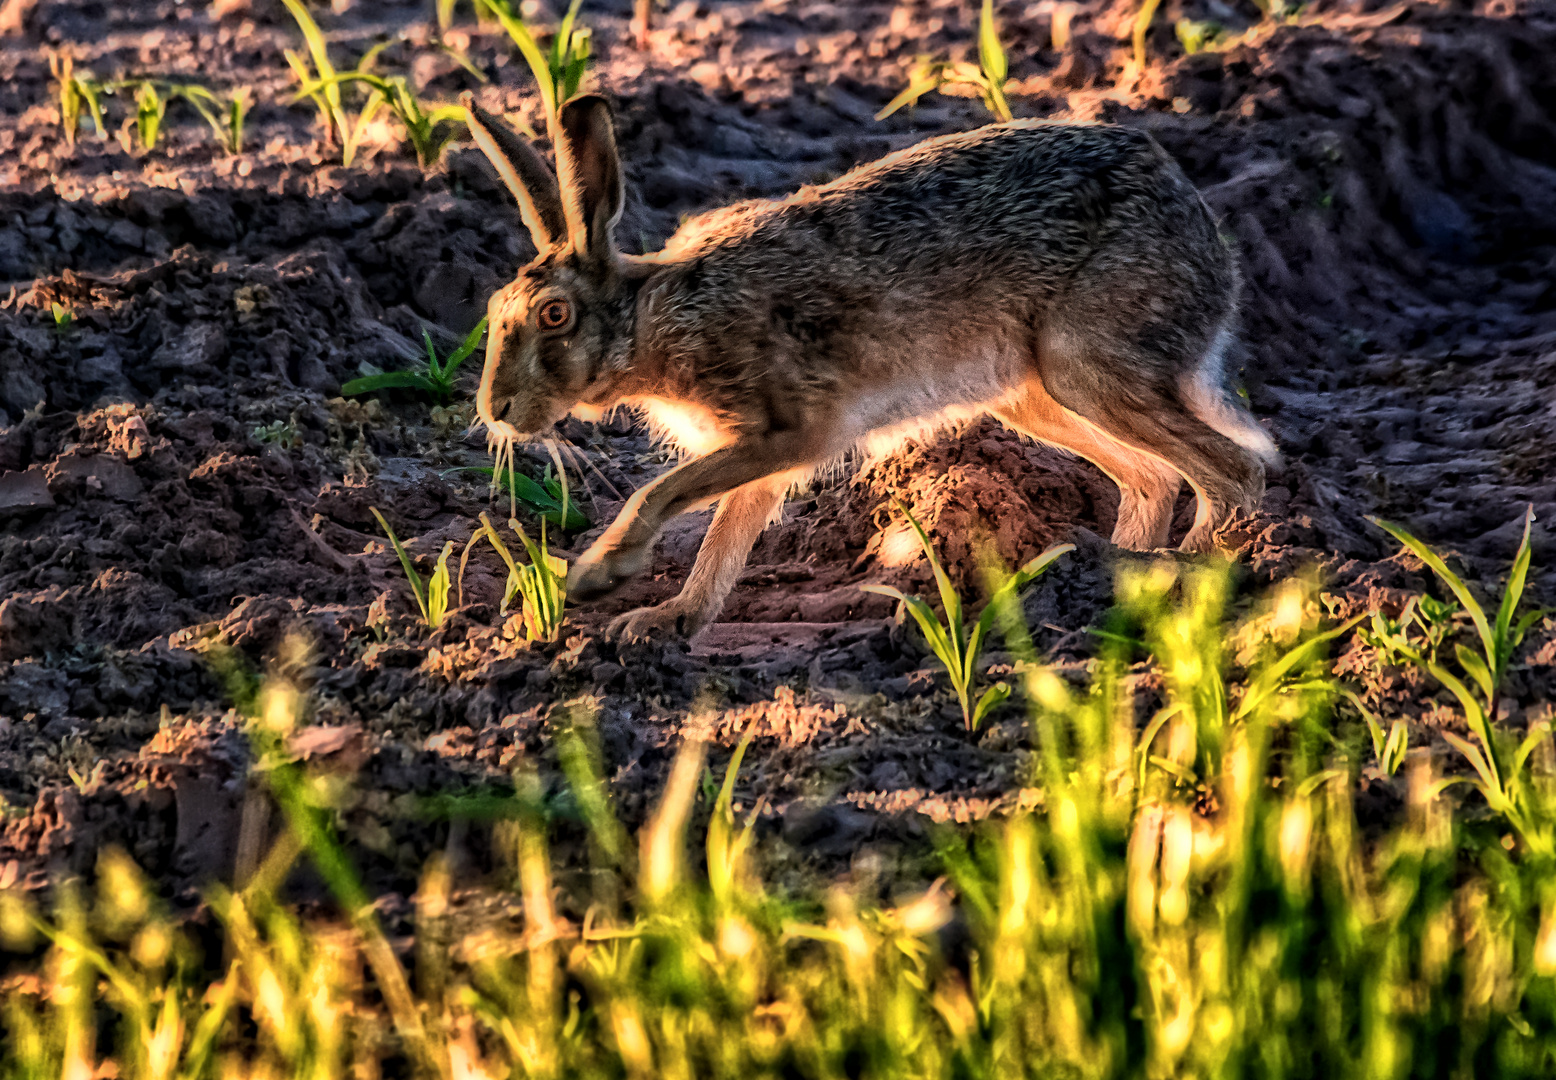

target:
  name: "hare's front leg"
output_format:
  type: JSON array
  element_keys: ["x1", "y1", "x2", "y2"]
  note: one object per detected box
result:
[
  {"x1": 570, "y1": 434, "x2": 818, "y2": 606},
  {"x1": 607, "y1": 475, "x2": 787, "y2": 642}
]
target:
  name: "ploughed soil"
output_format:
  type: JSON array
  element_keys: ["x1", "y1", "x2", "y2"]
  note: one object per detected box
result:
[{"x1": 3, "y1": 0, "x2": 1556, "y2": 908}]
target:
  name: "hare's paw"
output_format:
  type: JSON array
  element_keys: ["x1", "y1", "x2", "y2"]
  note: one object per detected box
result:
[
  {"x1": 569, "y1": 541, "x2": 651, "y2": 602},
  {"x1": 607, "y1": 600, "x2": 709, "y2": 643}
]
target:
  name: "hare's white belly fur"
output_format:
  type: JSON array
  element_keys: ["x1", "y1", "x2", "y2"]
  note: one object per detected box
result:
[{"x1": 854, "y1": 345, "x2": 1029, "y2": 459}]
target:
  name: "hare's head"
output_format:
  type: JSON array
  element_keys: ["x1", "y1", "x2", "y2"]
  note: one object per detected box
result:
[{"x1": 463, "y1": 93, "x2": 633, "y2": 440}]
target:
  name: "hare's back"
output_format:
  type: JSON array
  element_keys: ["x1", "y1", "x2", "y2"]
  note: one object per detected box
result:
[
  {"x1": 828, "y1": 122, "x2": 1212, "y2": 265},
  {"x1": 673, "y1": 122, "x2": 1218, "y2": 290}
]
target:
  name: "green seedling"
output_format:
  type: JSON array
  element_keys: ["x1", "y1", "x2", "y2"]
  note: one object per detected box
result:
[
  {"x1": 1132, "y1": 0, "x2": 1163, "y2": 70},
  {"x1": 370, "y1": 507, "x2": 453, "y2": 628},
  {"x1": 173, "y1": 84, "x2": 251, "y2": 154},
  {"x1": 861, "y1": 500, "x2": 1070, "y2": 730},
  {"x1": 1367, "y1": 506, "x2": 1552, "y2": 851},
  {"x1": 281, "y1": 0, "x2": 352, "y2": 154},
  {"x1": 252, "y1": 420, "x2": 302, "y2": 449},
  {"x1": 15, "y1": 565, "x2": 1556, "y2": 1079},
  {"x1": 876, "y1": 0, "x2": 1011, "y2": 122},
  {"x1": 48, "y1": 51, "x2": 106, "y2": 147},
  {"x1": 472, "y1": 0, "x2": 591, "y2": 137},
  {"x1": 458, "y1": 510, "x2": 567, "y2": 642},
  {"x1": 436, "y1": 40, "x2": 489, "y2": 83},
  {"x1": 295, "y1": 70, "x2": 466, "y2": 167},
  {"x1": 1344, "y1": 690, "x2": 1409, "y2": 776},
  {"x1": 1175, "y1": 17, "x2": 1226, "y2": 54},
  {"x1": 112, "y1": 80, "x2": 168, "y2": 153},
  {"x1": 50, "y1": 302, "x2": 73, "y2": 333},
  {"x1": 343, "y1": 317, "x2": 487, "y2": 405},
  {"x1": 135, "y1": 81, "x2": 165, "y2": 150},
  {"x1": 453, "y1": 461, "x2": 589, "y2": 530}
]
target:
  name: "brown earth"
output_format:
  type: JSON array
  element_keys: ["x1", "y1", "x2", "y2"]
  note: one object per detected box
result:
[{"x1": 2, "y1": 0, "x2": 1556, "y2": 905}]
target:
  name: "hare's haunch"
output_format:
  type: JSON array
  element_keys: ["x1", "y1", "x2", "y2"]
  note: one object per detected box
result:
[{"x1": 463, "y1": 92, "x2": 1276, "y2": 642}]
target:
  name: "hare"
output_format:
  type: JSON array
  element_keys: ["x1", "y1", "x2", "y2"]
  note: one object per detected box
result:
[{"x1": 463, "y1": 92, "x2": 1276, "y2": 642}]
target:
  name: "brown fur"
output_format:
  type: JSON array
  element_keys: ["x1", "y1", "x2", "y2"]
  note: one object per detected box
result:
[{"x1": 462, "y1": 92, "x2": 1276, "y2": 641}]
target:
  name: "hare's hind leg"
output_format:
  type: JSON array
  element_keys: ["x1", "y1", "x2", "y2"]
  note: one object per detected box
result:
[
  {"x1": 1039, "y1": 329, "x2": 1267, "y2": 553},
  {"x1": 993, "y1": 380, "x2": 1182, "y2": 550},
  {"x1": 608, "y1": 475, "x2": 788, "y2": 642}
]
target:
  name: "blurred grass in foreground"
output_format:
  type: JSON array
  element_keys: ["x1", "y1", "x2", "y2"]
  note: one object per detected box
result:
[{"x1": 5, "y1": 551, "x2": 1556, "y2": 1080}]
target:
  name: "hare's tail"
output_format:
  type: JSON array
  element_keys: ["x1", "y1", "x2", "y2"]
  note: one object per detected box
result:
[{"x1": 1181, "y1": 324, "x2": 1279, "y2": 465}]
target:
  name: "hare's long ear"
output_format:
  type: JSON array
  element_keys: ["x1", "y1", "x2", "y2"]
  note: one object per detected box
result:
[
  {"x1": 461, "y1": 92, "x2": 567, "y2": 252},
  {"x1": 555, "y1": 95, "x2": 624, "y2": 263}
]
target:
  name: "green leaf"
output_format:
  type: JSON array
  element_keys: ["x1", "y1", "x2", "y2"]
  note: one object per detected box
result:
[
  {"x1": 1147, "y1": 755, "x2": 1198, "y2": 785},
  {"x1": 341, "y1": 370, "x2": 437, "y2": 397},
  {"x1": 473, "y1": 0, "x2": 558, "y2": 130},
  {"x1": 427, "y1": 541, "x2": 455, "y2": 628},
  {"x1": 874, "y1": 67, "x2": 947, "y2": 120},
  {"x1": 900, "y1": 596, "x2": 956, "y2": 675},
  {"x1": 462, "y1": 464, "x2": 589, "y2": 529},
  {"x1": 370, "y1": 507, "x2": 428, "y2": 621},
  {"x1": 1382, "y1": 720, "x2": 1408, "y2": 776},
  {"x1": 1234, "y1": 613, "x2": 1366, "y2": 720},
  {"x1": 442, "y1": 316, "x2": 489, "y2": 380},
  {"x1": 1494, "y1": 505, "x2": 1536, "y2": 669},
  {"x1": 978, "y1": 0, "x2": 1007, "y2": 83},
  {"x1": 135, "y1": 81, "x2": 164, "y2": 150},
  {"x1": 1441, "y1": 730, "x2": 1509, "y2": 810},
  {"x1": 422, "y1": 327, "x2": 440, "y2": 372},
  {"x1": 971, "y1": 681, "x2": 1011, "y2": 730},
  {"x1": 1514, "y1": 607, "x2": 1549, "y2": 646},
  {"x1": 1513, "y1": 723, "x2": 1552, "y2": 778},
  {"x1": 345, "y1": 86, "x2": 388, "y2": 168},
  {"x1": 1455, "y1": 643, "x2": 1494, "y2": 703},
  {"x1": 1343, "y1": 689, "x2": 1387, "y2": 761},
  {"x1": 974, "y1": 543, "x2": 1074, "y2": 644},
  {"x1": 280, "y1": 0, "x2": 347, "y2": 140},
  {"x1": 1370, "y1": 516, "x2": 1495, "y2": 678},
  {"x1": 895, "y1": 501, "x2": 964, "y2": 635}
]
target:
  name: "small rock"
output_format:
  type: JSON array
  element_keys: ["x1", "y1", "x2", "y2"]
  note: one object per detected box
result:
[
  {"x1": 152, "y1": 324, "x2": 227, "y2": 371},
  {"x1": 0, "y1": 469, "x2": 54, "y2": 513},
  {"x1": 105, "y1": 219, "x2": 146, "y2": 249},
  {"x1": 47, "y1": 453, "x2": 144, "y2": 501},
  {"x1": 0, "y1": 360, "x2": 45, "y2": 416}
]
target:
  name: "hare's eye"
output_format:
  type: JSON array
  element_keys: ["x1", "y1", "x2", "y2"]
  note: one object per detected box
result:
[{"x1": 537, "y1": 299, "x2": 571, "y2": 331}]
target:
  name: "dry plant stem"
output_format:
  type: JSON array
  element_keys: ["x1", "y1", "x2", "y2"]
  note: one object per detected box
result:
[
  {"x1": 632, "y1": 0, "x2": 652, "y2": 46},
  {"x1": 1134, "y1": 0, "x2": 1164, "y2": 70}
]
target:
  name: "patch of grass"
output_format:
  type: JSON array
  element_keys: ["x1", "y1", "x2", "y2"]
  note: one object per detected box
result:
[
  {"x1": 876, "y1": 0, "x2": 1012, "y2": 123},
  {"x1": 282, "y1": 0, "x2": 457, "y2": 167},
  {"x1": 454, "y1": 461, "x2": 589, "y2": 530},
  {"x1": 127, "y1": 81, "x2": 167, "y2": 152},
  {"x1": 1367, "y1": 506, "x2": 1553, "y2": 852},
  {"x1": 369, "y1": 507, "x2": 453, "y2": 628},
  {"x1": 472, "y1": 0, "x2": 590, "y2": 137},
  {"x1": 172, "y1": 83, "x2": 250, "y2": 155},
  {"x1": 459, "y1": 510, "x2": 568, "y2": 642},
  {"x1": 1175, "y1": 17, "x2": 1232, "y2": 56},
  {"x1": 295, "y1": 69, "x2": 466, "y2": 168},
  {"x1": 251, "y1": 419, "x2": 301, "y2": 449},
  {"x1": 343, "y1": 317, "x2": 487, "y2": 406},
  {"x1": 12, "y1": 539, "x2": 1556, "y2": 1077},
  {"x1": 861, "y1": 500, "x2": 1070, "y2": 730},
  {"x1": 47, "y1": 51, "x2": 106, "y2": 148},
  {"x1": 280, "y1": 0, "x2": 353, "y2": 158}
]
